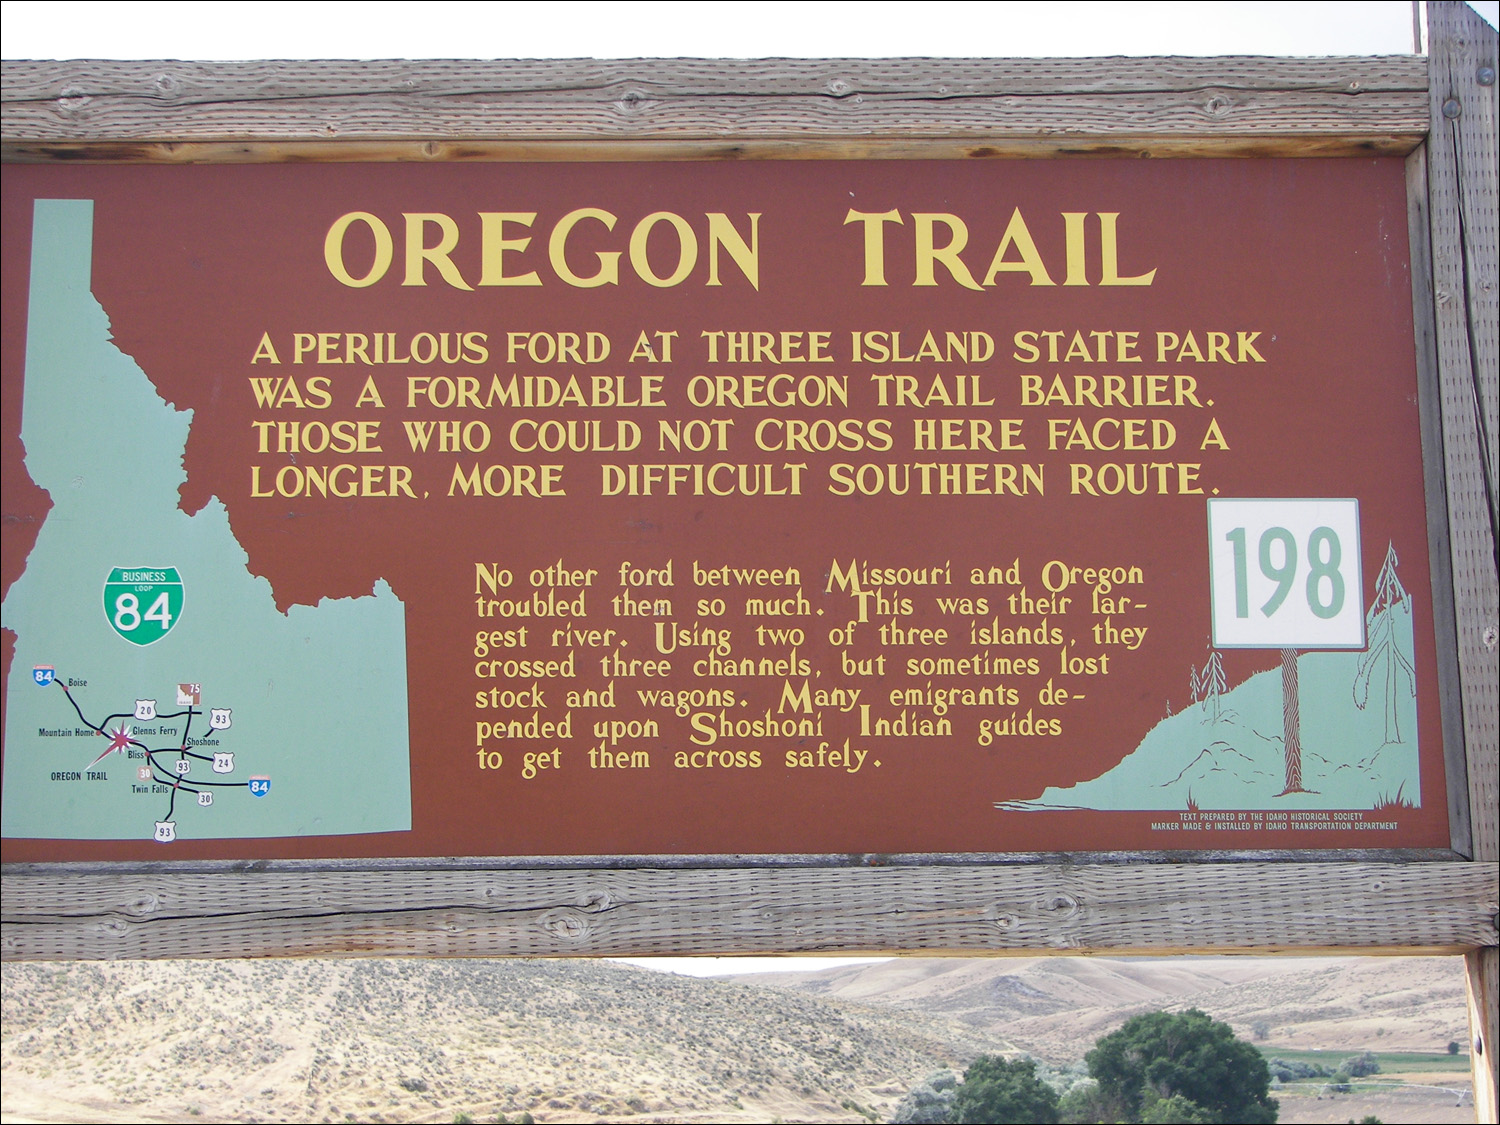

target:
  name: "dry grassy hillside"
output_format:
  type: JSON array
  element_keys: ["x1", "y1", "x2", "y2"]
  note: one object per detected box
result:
[
  {"x1": 728, "y1": 956, "x2": 1477, "y2": 1125},
  {"x1": 2, "y1": 955, "x2": 1475, "y2": 1125},
  {"x1": 728, "y1": 956, "x2": 1471, "y2": 1059},
  {"x1": 2, "y1": 958, "x2": 990, "y2": 1125}
]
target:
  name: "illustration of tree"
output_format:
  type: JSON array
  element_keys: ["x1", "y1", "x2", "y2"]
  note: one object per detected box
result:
[
  {"x1": 1353, "y1": 542, "x2": 1415, "y2": 744},
  {"x1": 1197, "y1": 650, "x2": 1226, "y2": 722},
  {"x1": 1279, "y1": 645, "x2": 1307, "y2": 794}
]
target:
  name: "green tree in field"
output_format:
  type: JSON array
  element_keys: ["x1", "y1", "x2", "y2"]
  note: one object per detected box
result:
[
  {"x1": 1058, "y1": 1080, "x2": 1109, "y2": 1124},
  {"x1": 950, "y1": 1055, "x2": 1061, "y2": 1124},
  {"x1": 889, "y1": 1069, "x2": 958, "y2": 1124},
  {"x1": 1140, "y1": 1091, "x2": 1215, "y2": 1123},
  {"x1": 1085, "y1": 1009, "x2": 1277, "y2": 1124}
]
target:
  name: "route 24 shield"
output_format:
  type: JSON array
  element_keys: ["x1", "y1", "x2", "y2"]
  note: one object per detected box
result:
[{"x1": 103, "y1": 567, "x2": 183, "y2": 646}]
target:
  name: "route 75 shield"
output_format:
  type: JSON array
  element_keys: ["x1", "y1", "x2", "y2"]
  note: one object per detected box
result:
[{"x1": 103, "y1": 567, "x2": 183, "y2": 646}]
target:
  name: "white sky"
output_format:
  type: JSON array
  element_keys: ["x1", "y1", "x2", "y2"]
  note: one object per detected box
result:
[
  {"x1": 1, "y1": 0, "x2": 1494, "y2": 59},
  {"x1": 615, "y1": 955, "x2": 884, "y2": 978},
  {"x1": 3, "y1": 0, "x2": 1493, "y2": 979}
]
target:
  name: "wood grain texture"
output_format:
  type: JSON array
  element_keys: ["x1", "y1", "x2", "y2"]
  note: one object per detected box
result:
[
  {"x1": 1467, "y1": 945, "x2": 1499, "y2": 1123},
  {"x1": 1, "y1": 860, "x2": 1495, "y2": 961},
  {"x1": 1, "y1": 56, "x2": 1432, "y2": 100},
  {"x1": 1409, "y1": 144, "x2": 1476, "y2": 857},
  {"x1": 1427, "y1": 1, "x2": 1499, "y2": 866},
  {"x1": 1427, "y1": 4, "x2": 1500, "y2": 1117},
  {"x1": 1, "y1": 56, "x2": 1428, "y2": 158},
  {"x1": 0, "y1": 136, "x2": 1432, "y2": 162}
]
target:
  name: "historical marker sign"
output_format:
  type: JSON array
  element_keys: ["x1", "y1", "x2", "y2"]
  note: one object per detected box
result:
[{"x1": 0, "y1": 157, "x2": 1451, "y2": 859}]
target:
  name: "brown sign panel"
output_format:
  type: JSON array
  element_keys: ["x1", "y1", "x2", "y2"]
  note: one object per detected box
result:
[{"x1": 0, "y1": 158, "x2": 1449, "y2": 861}]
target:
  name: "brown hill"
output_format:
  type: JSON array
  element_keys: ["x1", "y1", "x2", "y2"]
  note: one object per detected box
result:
[
  {"x1": 1, "y1": 957, "x2": 988, "y2": 1125},
  {"x1": 727, "y1": 955, "x2": 1471, "y2": 1059},
  {"x1": 725, "y1": 955, "x2": 1478, "y2": 1124},
  {"x1": 2, "y1": 955, "x2": 1474, "y2": 1125}
]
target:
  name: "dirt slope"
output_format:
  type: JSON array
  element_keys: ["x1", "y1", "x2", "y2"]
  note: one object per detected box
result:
[
  {"x1": 2, "y1": 958, "x2": 987, "y2": 1124},
  {"x1": 2, "y1": 955, "x2": 1474, "y2": 1124},
  {"x1": 728, "y1": 955, "x2": 1470, "y2": 1057}
]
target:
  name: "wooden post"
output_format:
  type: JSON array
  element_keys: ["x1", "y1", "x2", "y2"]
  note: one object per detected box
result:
[{"x1": 1426, "y1": 3, "x2": 1499, "y2": 1119}]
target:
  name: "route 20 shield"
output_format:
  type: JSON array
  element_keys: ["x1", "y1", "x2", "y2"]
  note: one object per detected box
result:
[{"x1": 103, "y1": 567, "x2": 183, "y2": 646}]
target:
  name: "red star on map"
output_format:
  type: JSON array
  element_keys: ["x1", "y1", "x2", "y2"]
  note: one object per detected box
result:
[{"x1": 89, "y1": 724, "x2": 133, "y2": 767}]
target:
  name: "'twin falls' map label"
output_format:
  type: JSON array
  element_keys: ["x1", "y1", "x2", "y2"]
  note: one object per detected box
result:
[
  {"x1": 1, "y1": 199, "x2": 413, "y2": 842},
  {"x1": 43, "y1": 671, "x2": 259, "y2": 842}
]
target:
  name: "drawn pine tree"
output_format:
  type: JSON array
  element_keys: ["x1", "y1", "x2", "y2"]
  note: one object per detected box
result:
[
  {"x1": 1354, "y1": 542, "x2": 1415, "y2": 743},
  {"x1": 1199, "y1": 650, "x2": 1226, "y2": 722}
]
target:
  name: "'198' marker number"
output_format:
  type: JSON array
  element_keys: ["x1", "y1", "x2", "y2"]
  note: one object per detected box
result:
[
  {"x1": 1206, "y1": 499, "x2": 1362, "y2": 649},
  {"x1": 1225, "y1": 525, "x2": 1345, "y2": 620}
]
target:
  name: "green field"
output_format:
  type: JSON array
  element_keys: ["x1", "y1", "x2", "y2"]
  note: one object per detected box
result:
[{"x1": 1257, "y1": 1046, "x2": 1472, "y2": 1073}]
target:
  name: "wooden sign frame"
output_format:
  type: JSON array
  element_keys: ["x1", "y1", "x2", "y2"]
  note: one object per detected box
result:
[{"x1": 1, "y1": 3, "x2": 1495, "y2": 1113}]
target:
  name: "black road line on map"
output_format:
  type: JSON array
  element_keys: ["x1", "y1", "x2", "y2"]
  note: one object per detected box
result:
[{"x1": 51, "y1": 674, "x2": 252, "y2": 835}]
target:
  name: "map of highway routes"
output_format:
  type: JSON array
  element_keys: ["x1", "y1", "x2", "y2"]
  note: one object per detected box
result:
[
  {"x1": 33, "y1": 668, "x2": 259, "y2": 842},
  {"x1": 2, "y1": 199, "x2": 412, "y2": 843}
]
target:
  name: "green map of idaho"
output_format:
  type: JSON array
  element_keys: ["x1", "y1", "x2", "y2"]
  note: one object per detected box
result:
[{"x1": 2, "y1": 200, "x2": 411, "y2": 842}]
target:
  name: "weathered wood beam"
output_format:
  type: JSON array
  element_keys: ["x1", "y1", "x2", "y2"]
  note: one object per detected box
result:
[
  {"x1": 2, "y1": 56, "x2": 1429, "y2": 159},
  {"x1": 3, "y1": 861, "x2": 1496, "y2": 961},
  {"x1": 1425, "y1": 2, "x2": 1499, "y2": 1118}
]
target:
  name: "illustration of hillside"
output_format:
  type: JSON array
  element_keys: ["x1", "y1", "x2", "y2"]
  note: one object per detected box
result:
[{"x1": 1000, "y1": 545, "x2": 1419, "y2": 812}]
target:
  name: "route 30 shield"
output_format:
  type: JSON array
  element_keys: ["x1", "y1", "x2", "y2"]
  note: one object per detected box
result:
[{"x1": 103, "y1": 567, "x2": 183, "y2": 646}]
